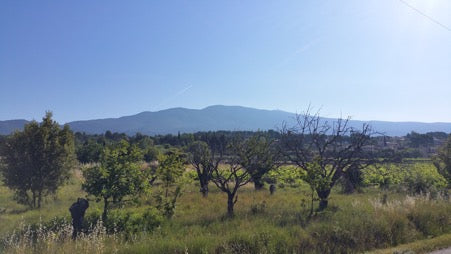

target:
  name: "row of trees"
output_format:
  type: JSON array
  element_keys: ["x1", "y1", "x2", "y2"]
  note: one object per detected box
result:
[
  {"x1": 73, "y1": 130, "x2": 449, "y2": 165},
  {"x1": 1, "y1": 111, "x2": 450, "y2": 218},
  {"x1": 180, "y1": 110, "x2": 375, "y2": 214}
]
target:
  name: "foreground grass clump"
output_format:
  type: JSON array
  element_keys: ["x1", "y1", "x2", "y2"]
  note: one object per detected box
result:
[{"x1": 1, "y1": 180, "x2": 451, "y2": 254}]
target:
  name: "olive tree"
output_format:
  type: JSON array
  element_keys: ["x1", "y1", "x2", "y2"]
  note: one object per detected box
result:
[
  {"x1": 0, "y1": 112, "x2": 75, "y2": 208},
  {"x1": 281, "y1": 109, "x2": 373, "y2": 211}
]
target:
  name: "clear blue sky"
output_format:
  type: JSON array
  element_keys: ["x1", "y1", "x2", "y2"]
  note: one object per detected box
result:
[{"x1": 1, "y1": 0, "x2": 450, "y2": 123}]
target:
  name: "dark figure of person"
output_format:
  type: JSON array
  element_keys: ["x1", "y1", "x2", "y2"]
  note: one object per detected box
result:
[
  {"x1": 269, "y1": 184, "x2": 276, "y2": 195},
  {"x1": 69, "y1": 198, "x2": 89, "y2": 239}
]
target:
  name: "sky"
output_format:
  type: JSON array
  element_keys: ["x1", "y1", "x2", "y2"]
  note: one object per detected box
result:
[{"x1": 1, "y1": 0, "x2": 451, "y2": 123}]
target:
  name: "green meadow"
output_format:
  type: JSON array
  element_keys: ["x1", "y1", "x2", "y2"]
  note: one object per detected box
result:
[{"x1": 1, "y1": 163, "x2": 450, "y2": 254}]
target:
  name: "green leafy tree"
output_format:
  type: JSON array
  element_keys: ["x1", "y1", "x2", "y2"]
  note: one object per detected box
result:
[
  {"x1": 406, "y1": 131, "x2": 434, "y2": 148},
  {"x1": 301, "y1": 158, "x2": 330, "y2": 216},
  {"x1": 434, "y1": 136, "x2": 451, "y2": 187},
  {"x1": 131, "y1": 132, "x2": 154, "y2": 149},
  {"x1": 144, "y1": 146, "x2": 161, "y2": 162},
  {"x1": 76, "y1": 140, "x2": 103, "y2": 163},
  {"x1": 0, "y1": 112, "x2": 75, "y2": 208},
  {"x1": 82, "y1": 140, "x2": 148, "y2": 221},
  {"x1": 236, "y1": 133, "x2": 279, "y2": 190},
  {"x1": 154, "y1": 151, "x2": 185, "y2": 218},
  {"x1": 187, "y1": 141, "x2": 213, "y2": 197},
  {"x1": 405, "y1": 163, "x2": 447, "y2": 195},
  {"x1": 187, "y1": 140, "x2": 226, "y2": 197}
]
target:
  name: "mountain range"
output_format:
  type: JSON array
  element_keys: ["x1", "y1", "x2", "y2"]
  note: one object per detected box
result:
[{"x1": 1, "y1": 105, "x2": 450, "y2": 136}]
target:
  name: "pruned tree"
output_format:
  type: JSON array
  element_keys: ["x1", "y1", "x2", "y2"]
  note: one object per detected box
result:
[
  {"x1": 187, "y1": 138, "x2": 226, "y2": 197},
  {"x1": 82, "y1": 140, "x2": 148, "y2": 221},
  {"x1": 281, "y1": 109, "x2": 373, "y2": 211},
  {"x1": 0, "y1": 112, "x2": 75, "y2": 208},
  {"x1": 236, "y1": 132, "x2": 279, "y2": 190},
  {"x1": 187, "y1": 141, "x2": 214, "y2": 197},
  {"x1": 210, "y1": 139, "x2": 251, "y2": 217}
]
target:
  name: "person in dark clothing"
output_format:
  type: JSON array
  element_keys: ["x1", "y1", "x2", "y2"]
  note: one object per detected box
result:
[{"x1": 69, "y1": 198, "x2": 89, "y2": 239}]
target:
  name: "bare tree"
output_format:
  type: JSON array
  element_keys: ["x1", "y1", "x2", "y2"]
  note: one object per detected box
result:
[
  {"x1": 210, "y1": 139, "x2": 252, "y2": 217},
  {"x1": 281, "y1": 109, "x2": 373, "y2": 211}
]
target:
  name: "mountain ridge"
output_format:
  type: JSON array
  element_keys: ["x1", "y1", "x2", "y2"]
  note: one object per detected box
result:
[{"x1": 1, "y1": 105, "x2": 450, "y2": 136}]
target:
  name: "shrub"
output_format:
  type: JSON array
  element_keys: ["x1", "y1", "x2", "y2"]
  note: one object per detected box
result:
[
  {"x1": 404, "y1": 163, "x2": 447, "y2": 195},
  {"x1": 102, "y1": 208, "x2": 162, "y2": 235}
]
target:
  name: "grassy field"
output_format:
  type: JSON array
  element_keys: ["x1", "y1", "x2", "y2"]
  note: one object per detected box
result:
[{"x1": 1, "y1": 168, "x2": 451, "y2": 254}]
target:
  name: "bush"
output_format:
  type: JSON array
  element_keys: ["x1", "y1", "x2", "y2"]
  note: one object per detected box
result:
[
  {"x1": 103, "y1": 208, "x2": 162, "y2": 235},
  {"x1": 404, "y1": 163, "x2": 447, "y2": 195},
  {"x1": 78, "y1": 207, "x2": 162, "y2": 237}
]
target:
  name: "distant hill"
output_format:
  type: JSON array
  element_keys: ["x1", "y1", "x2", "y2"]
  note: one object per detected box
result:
[
  {"x1": 67, "y1": 106, "x2": 295, "y2": 135},
  {"x1": 1, "y1": 105, "x2": 450, "y2": 136},
  {"x1": 0, "y1": 119, "x2": 29, "y2": 135}
]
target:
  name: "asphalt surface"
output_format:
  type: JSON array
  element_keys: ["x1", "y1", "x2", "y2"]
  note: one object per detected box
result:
[{"x1": 429, "y1": 247, "x2": 451, "y2": 254}]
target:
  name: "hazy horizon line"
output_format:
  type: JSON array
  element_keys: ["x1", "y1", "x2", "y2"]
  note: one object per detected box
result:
[{"x1": 2, "y1": 104, "x2": 451, "y2": 125}]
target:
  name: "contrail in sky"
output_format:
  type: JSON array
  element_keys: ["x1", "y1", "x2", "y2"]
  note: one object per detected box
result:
[
  {"x1": 153, "y1": 84, "x2": 193, "y2": 110},
  {"x1": 398, "y1": 0, "x2": 451, "y2": 32},
  {"x1": 273, "y1": 36, "x2": 321, "y2": 70},
  {"x1": 174, "y1": 84, "x2": 193, "y2": 97}
]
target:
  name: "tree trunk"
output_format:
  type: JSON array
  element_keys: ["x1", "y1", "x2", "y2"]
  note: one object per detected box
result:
[
  {"x1": 317, "y1": 189, "x2": 331, "y2": 211},
  {"x1": 342, "y1": 179, "x2": 355, "y2": 194},
  {"x1": 199, "y1": 175, "x2": 209, "y2": 197},
  {"x1": 227, "y1": 194, "x2": 235, "y2": 217},
  {"x1": 37, "y1": 191, "x2": 42, "y2": 209},
  {"x1": 310, "y1": 187, "x2": 314, "y2": 216},
  {"x1": 254, "y1": 179, "x2": 264, "y2": 190},
  {"x1": 318, "y1": 199, "x2": 328, "y2": 211},
  {"x1": 102, "y1": 198, "x2": 109, "y2": 222},
  {"x1": 32, "y1": 191, "x2": 37, "y2": 208}
]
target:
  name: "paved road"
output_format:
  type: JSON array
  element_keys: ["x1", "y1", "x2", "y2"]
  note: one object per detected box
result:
[{"x1": 429, "y1": 247, "x2": 451, "y2": 254}]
